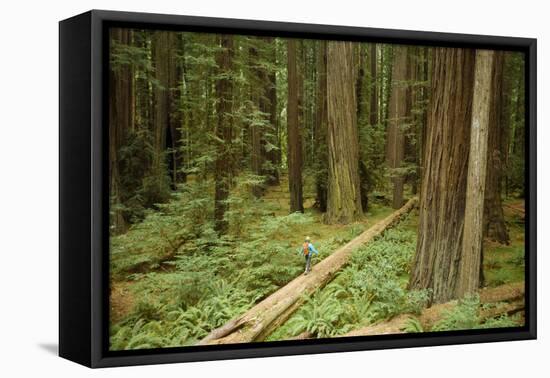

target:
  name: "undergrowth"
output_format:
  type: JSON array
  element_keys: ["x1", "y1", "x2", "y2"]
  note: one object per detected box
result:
[
  {"x1": 110, "y1": 177, "x2": 380, "y2": 350},
  {"x1": 268, "y1": 213, "x2": 431, "y2": 341}
]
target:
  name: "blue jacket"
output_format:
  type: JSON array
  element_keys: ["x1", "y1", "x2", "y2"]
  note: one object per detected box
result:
[{"x1": 299, "y1": 242, "x2": 319, "y2": 256}]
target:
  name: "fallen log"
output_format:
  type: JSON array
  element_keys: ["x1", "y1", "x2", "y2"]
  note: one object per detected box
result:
[
  {"x1": 344, "y1": 282, "x2": 525, "y2": 337},
  {"x1": 198, "y1": 197, "x2": 418, "y2": 345}
]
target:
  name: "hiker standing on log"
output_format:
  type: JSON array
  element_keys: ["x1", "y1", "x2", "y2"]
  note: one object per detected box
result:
[{"x1": 301, "y1": 236, "x2": 319, "y2": 275}]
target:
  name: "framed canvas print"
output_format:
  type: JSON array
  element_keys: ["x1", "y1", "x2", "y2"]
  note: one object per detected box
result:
[{"x1": 59, "y1": 10, "x2": 537, "y2": 368}]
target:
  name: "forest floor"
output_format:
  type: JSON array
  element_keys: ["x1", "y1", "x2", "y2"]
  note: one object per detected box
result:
[
  {"x1": 109, "y1": 175, "x2": 395, "y2": 348},
  {"x1": 266, "y1": 198, "x2": 525, "y2": 341},
  {"x1": 109, "y1": 178, "x2": 525, "y2": 349}
]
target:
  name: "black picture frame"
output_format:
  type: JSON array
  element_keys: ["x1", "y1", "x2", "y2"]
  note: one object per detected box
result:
[{"x1": 59, "y1": 9, "x2": 537, "y2": 368}]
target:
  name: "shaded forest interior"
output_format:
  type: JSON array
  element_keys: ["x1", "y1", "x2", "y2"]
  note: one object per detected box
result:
[{"x1": 108, "y1": 28, "x2": 526, "y2": 350}]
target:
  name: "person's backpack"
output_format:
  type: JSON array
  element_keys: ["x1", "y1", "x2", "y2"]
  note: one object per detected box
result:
[{"x1": 303, "y1": 242, "x2": 309, "y2": 256}]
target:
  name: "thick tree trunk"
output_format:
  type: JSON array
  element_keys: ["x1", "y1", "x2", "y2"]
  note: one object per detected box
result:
[
  {"x1": 109, "y1": 28, "x2": 133, "y2": 234},
  {"x1": 198, "y1": 198, "x2": 417, "y2": 345},
  {"x1": 213, "y1": 35, "x2": 235, "y2": 234},
  {"x1": 314, "y1": 41, "x2": 328, "y2": 212},
  {"x1": 287, "y1": 39, "x2": 304, "y2": 213},
  {"x1": 456, "y1": 50, "x2": 494, "y2": 298},
  {"x1": 325, "y1": 41, "x2": 362, "y2": 224},
  {"x1": 386, "y1": 46, "x2": 408, "y2": 209},
  {"x1": 408, "y1": 48, "x2": 476, "y2": 304},
  {"x1": 483, "y1": 52, "x2": 510, "y2": 244}
]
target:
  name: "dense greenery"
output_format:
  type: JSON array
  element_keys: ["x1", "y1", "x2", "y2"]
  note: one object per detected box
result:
[
  {"x1": 109, "y1": 28, "x2": 527, "y2": 350},
  {"x1": 110, "y1": 174, "x2": 395, "y2": 349}
]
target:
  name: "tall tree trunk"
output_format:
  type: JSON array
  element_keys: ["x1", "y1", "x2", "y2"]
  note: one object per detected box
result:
[
  {"x1": 408, "y1": 47, "x2": 476, "y2": 304},
  {"x1": 382, "y1": 46, "x2": 394, "y2": 130},
  {"x1": 456, "y1": 50, "x2": 494, "y2": 298},
  {"x1": 483, "y1": 51, "x2": 510, "y2": 244},
  {"x1": 325, "y1": 41, "x2": 362, "y2": 224},
  {"x1": 134, "y1": 31, "x2": 151, "y2": 132},
  {"x1": 213, "y1": 35, "x2": 235, "y2": 234},
  {"x1": 151, "y1": 31, "x2": 179, "y2": 196},
  {"x1": 287, "y1": 39, "x2": 304, "y2": 213},
  {"x1": 414, "y1": 47, "x2": 430, "y2": 197},
  {"x1": 386, "y1": 46, "x2": 408, "y2": 209},
  {"x1": 179, "y1": 34, "x2": 189, "y2": 183},
  {"x1": 169, "y1": 34, "x2": 184, "y2": 188},
  {"x1": 356, "y1": 45, "x2": 370, "y2": 211},
  {"x1": 419, "y1": 47, "x2": 430, "y2": 197},
  {"x1": 407, "y1": 48, "x2": 420, "y2": 195},
  {"x1": 314, "y1": 41, "x2": 328, "y2": 212},
  {"x1": 109, "y1": 28, "x2": 133, "y2": 234},
  {"x1": 356, "y1": 44, "x2": 366, "y2": 122},
  {"x1": 369, "y1": 44, "x2": 378, "y2": 126}
]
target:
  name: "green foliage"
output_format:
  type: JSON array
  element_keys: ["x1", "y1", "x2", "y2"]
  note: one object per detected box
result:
[
  {"x1": 110, "y1": 180, "x2": 215, "y2": 278},
  {"x1": 476, "y1": 313, "x2": 521, "y2": 329},
  {"x1": 432, "y1": 296, "x2": 522, "y2": 332},
  {"x1": 403, "y1": 317, "x2": 424, "y2": 333},
  {"x1": 286, "y1": 288, "x2": 350, "y2": 339},
  {"x1": 432, "y1": 295, "x2": 481, "y2": 332},
  {"x1": 110, "y1": 278, "x2": 254, "y2": 350},
  {"x1": 273, "y1": 216, "x2": 430, "y2": 340},
  {"x1": 111, "y1": 176, "x2": 319, "y2": 348},
  {"x1": 358, "y1": 119, "x2": 387, "y2": 195}
]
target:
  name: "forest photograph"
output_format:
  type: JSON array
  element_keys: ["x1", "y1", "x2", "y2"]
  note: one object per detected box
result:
[{"x1": 108, "y1": 27, "x2": 527, "y2": 351}]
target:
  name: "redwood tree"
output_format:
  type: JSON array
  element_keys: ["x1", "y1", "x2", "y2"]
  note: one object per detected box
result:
[
  {"x1": 109, "y1": 28, "x2": 134, "y2": 234},
  {"x1": 287, "y1": 39, "x2": 304, "y2": 213},
  {"x1": 151, "y1": 31, "x2": 179, "y2": 195},
  {"x1": 386, "y1": 45, "x2": 408, "y2": 209},
  {"x1": 456, "y1": 50, "x2": 494, "y2": 298},
  {"x1": 325, "y1": 41, "x2": 362, "y2": 224},
  {"x1": 483, "y1": 51, "x2": 510, "y2": 244},
  {"x1": 408, "y1": 47, "x2": 476, "y2": 304},
  {"x1": 314, "y1": 41, "x2": 328, "y2": 212}
]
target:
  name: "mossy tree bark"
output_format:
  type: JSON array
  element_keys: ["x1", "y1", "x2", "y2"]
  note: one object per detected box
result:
[
  {"x1": 408, "y1": 47, "x2": 476, "y2": 304},
  {"x1": 213, "y1": 35, "x2": 235, "y2": 234},
  {"x1": 325, "y1": 41, "x2": 362, "y2": 224},
  {"x1": 456, "y1": 50, "x2": 494, "y2": 298},
  {"x1": 287, "y1": 39, "x2": 304, "y2": 213}
]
